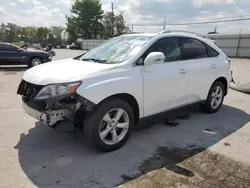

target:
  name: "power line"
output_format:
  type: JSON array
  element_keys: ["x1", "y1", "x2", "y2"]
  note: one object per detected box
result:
[
  {"x1": 170, "y1": 17, "x2": 250, "y2": 25},
  {"x1": 129, "y1": 17, "x2": 250, "y2": 27}
]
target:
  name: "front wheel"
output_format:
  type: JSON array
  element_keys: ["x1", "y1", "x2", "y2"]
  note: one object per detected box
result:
[
  {"x1": 29, "y1": 57, "x2": 42, "y2": 67},
  {"x1": 200, "y1": 81, "x2": 225, "y2": 113},
  {"x1": 83, "y1": 99, "x2": 134, "y2": 152}
]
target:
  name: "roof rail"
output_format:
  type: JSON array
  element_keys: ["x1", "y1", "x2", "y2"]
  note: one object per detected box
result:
[{"x1": 159, "y1": 30, "x2": 205, "y2": 38}]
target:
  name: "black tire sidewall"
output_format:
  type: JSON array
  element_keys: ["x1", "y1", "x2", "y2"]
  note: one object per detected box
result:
[
  {"x1": 84, "y1": 99, "x2": 134, "y2": 152},
  {"x1": 205, "y1": 81, "x2": 225, "y2": 113}
]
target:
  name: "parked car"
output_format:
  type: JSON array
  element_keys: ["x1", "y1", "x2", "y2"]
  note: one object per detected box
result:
[
  {"x1": 39, "y1": 44, "x2": 56, "y2": 57},
  {"x1": 17, "y1": 30, "x2": 231, "y2": 152},
  {"x1": 60, "y1": 44, "x2": 66, "y2": 49},
  {"x1": 0, "y1": 42, "x2": 52, "y2": 67},
  {"x1": 69, "y1": 43, "x2": 82, "y2": 50}
]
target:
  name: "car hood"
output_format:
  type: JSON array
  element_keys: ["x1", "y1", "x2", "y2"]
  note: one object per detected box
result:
[
  {"x1": 23, "y1": 59, "x2": 117, "y2": 85},
  {"x1": 26, "y1": 48, "x2": 49, "y2": 54}
]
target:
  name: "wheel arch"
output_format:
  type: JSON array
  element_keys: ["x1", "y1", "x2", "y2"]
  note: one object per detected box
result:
[
  {"x1": 97, "y1": 93, "x2": 140, "y2": 124},
  {"x1": 213, "y1": 77, "x2": 228, "y2": 96}
]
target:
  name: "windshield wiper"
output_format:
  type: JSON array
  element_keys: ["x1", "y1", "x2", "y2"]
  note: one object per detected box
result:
[{"x1": 81, "y1": 58, "x2": 107, "y2": 63}]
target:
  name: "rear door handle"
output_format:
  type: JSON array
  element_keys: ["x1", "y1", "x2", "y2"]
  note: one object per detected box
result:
[
  {"x1": 179, "y1": 69, "x2": 187, "y2": 74},
  {"x1": 211, "y1": 64, "x2": 217, "y2": 69}
]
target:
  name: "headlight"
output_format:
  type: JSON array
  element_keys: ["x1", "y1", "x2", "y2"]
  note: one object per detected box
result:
[{"x1": 35, "y1": 82, "x2": 81, "y2": 100}]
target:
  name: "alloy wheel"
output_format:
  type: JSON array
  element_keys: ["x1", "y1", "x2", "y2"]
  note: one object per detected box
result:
[
  {"x1": 99, "y1": 108, "x2": 129, "y2": 145},
  {"x1": 31, "y1": 59, "x2": 41, "y2": 66},
  {"x1": 211, "y1": 85, "x2": 223, "y2": 109}
]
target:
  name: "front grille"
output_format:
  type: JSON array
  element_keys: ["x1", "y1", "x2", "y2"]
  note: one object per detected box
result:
[
  {"x1": 18, "y1": 80, "x2": 47, "y2": 111},
  {"x1": 17, "y1": 80, "x2": 43, "y2": 101}
]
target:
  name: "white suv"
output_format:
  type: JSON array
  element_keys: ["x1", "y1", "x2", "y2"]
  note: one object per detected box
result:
[{"x1": 17, "y1": 30, "x2": 231, "y2": 151}]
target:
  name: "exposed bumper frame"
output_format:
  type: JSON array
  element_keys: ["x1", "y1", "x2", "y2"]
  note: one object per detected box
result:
[{"x1": 22, "y1": 101, "x2": 72, "y2": 126}]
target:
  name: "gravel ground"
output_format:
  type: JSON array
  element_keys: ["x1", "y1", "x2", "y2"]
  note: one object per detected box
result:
[{"x1": 0, "y1": 51, "x2": 250, "y2": 188}]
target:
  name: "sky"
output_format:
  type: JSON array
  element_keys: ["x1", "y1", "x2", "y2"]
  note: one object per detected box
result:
[{"x1": 1, "y1": 0, "x2": 250, "y2": 34}]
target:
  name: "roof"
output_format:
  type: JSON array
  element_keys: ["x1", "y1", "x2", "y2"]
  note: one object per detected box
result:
[
  {"x1": 122, "y1": 33, "x2": 157, "y2": 37},
  {"x1": 122, "y1": 30, "x2": 208, "y2": 40}
]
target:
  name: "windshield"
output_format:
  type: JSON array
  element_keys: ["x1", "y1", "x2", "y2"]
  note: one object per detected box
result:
[{"x1": 79, "y1": 35, "x2": 153, "y2": 64}]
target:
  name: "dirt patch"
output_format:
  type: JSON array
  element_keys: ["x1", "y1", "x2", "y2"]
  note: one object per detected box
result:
[
  {"x1": 120, "y1": 146, "x2": 250, "y2": 188},
  {"x1": 138, "y1": 146, "x2": 204, "y2": 176},
  {"x1": 224, "y1": 142, "x2": 231, "y2": 146}
]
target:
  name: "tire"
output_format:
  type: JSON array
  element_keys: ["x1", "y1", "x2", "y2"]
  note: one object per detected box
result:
[
  {"x1": 200, "y1": 81, "x2": 225, "y2": 113},
  {"x1": 83, "y1": 98, "x2": 134, "y2": 152},
  {"x1": 29, "y1": 57, "x2": 42, "y2": 67}
]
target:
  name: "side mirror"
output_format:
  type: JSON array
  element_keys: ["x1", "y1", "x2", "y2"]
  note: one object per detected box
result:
[{"x1": 144, "y1": 52, "x2": 165, "y2": 66}]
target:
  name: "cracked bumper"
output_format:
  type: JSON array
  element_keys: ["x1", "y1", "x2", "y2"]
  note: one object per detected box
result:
[{"x1": 22, "y1": 100, "x2": 72, "y2": 126}]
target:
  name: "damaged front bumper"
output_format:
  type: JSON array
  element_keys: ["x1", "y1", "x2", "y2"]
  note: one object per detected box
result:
[
  {"x1": 21, "y1": 94, "x2": 95, "y2": 128},
  {"x1": 22, "y1": 100, "x2": 73, "y2": 126},
  {"x1": 18, "y1": 80, "x2": 96, "y2": 127}
]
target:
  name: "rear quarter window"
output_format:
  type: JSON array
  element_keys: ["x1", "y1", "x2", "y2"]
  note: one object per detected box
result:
[{"x1": 205, "y1": 44, "x2": 219, "y2": 57}]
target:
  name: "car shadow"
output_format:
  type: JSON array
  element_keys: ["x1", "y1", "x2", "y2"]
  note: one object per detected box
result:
[
  {"x1": 0, "y1": 66, "x2": 28, "y2": 72},
  {"x1": 14, "y1": 104, "x2": 250, "y2": 188}
]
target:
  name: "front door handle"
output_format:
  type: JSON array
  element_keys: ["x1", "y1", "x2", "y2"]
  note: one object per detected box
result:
[
  {"x1": 179, "y1": 69, "x2": 187, "y2": 74},
  {"x1": 211, "y1": 64, "x2": 217, "y2": 69}
]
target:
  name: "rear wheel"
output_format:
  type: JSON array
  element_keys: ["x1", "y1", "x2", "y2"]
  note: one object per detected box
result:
[
  {"x1": 29, "y1": 57, "x2": 42, "y2": 67},
  {"x1": 200, "y1": 81, "x2": 225, "y2": 113},
  {"x1": 83, "y1": 99, "x2": 134, "y2": 152}
]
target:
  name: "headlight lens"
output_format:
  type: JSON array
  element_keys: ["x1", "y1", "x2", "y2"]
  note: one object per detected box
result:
[{"x1": 35, "y1": 82, "x2": 81, "y2": 100}]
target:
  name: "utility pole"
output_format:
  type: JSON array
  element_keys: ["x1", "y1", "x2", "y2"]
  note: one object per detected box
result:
[
  {"x1": 163, "y1": 18, "x2": 166, "y2": 30},
  {"x1": 214, "y1": 25, "x2": 218, "y2": 33},
  {"x1": 236, "y1": 28, "x2": 242, "y2": 58},
  {"x1": 131, "y1": 24, "x2": 134, "y2": 33},
  {"x1": 111, "y1": 2, "x2": 114, "y2": 37}
]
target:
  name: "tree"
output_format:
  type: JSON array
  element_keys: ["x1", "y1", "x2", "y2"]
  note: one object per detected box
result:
[
  {"x1": 51, "y1": 26, "x2": 64, "y2": 45},
  {"x1": 0, "y1": 23, "x2": 20, "y2": 42},
  {"x1": 0, "y1": 23, "x2": 68, "y2": 44},
  {"x1": 0, "y1": 23, "x2": 6, "y2": 42},
  {"x1": 66, "y1": 16, "x2": 78, "y2": 44},
  {"x1": 102, "y1": 12, "x2": 127, "y2": 38},
  {"x1": 25, "y1": 26, "x2": 38, "y2": 44},
  {"x1": 18, "y1": 26, "x2": 37, "y2": 44},
  {"x1": 61, "y1": 29, "x2": 69, "y2": 44},
  {"x1": 35, "y1": 27, "x2": 50, "y2": 44},
  {"x1": 47, "y1": 33, "x2": 56, "y2": 45},
  {"x1": 66, "y1": 0, "x2": 104, "y2": 40}
]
